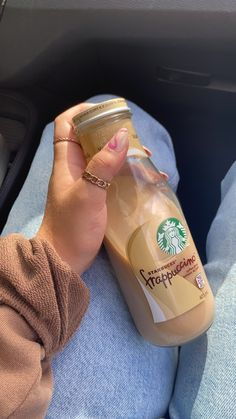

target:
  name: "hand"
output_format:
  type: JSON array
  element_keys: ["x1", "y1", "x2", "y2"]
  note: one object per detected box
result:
[{"x1": 37, "y1": 103, "x2": 129, "y2": 274}]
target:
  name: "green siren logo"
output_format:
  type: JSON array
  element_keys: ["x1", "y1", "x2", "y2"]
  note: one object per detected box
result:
[{"x1": 157, "y1": 218, "x2": 187, "y2": 255}]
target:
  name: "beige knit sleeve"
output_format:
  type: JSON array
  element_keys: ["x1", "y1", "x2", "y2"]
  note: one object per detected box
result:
[
  {"x1": 0, "y1": 234, "x2": 90, "y2": 418},
  {"x1": 0, "y1": 234, "x2": 90, "y2": 357},
  {"x1": 0, "y1": 305, "x2": 52, "y2": 418}
]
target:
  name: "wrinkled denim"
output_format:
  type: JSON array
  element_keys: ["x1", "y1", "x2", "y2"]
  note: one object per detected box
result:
[
  {"x1": 2, "y1": 95, "x2": 179, "y2": 418},
  {"x1": 3, "y1": 94, "x2": 235, "y2": 419},
  {"x1": 169, "y1": 162, "x2": 236, "y2": 419}
]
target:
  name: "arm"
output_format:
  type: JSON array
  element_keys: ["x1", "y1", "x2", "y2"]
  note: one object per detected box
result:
[
  {"x1": 0, "y1": 305, "x2": 52, "y2": 418},
  {"x1": 0, "y1": 103, "x2": 128, "y2": 418},
  {"x1": 0, "y1": 234, "x2": 89, "y2": 418}
]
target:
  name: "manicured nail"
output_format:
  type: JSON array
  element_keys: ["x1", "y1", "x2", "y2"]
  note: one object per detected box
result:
[
  {"x1": 160, "y1": 171, "x2": 169, "y2": 181},
  {"x1": 143, "y1": 146, "x2": 152, "y2": 157},
  {"x1": 107, "y1": 128, "x2": 128, "y2": 152}
]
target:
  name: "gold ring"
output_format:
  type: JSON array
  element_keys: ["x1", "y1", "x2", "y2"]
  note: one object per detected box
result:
[
  {"x1": 53, "y1": 137, "x2": 79, "y2": 145},
  {"x1": 82, "y1": 170, "x2": 110, "y2": 190}
]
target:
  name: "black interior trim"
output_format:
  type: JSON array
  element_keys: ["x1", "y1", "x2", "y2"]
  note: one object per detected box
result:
[
  {"x1": 2, "y1": 0, "x2": 236, "y2": 86},
  {"x1": 0, "y1": 90, "x2": 43, "y2": 232}
]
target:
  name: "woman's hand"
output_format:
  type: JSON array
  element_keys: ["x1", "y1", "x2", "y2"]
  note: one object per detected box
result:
[{"x1": 37, "y1": 103, "x2": 129, "y2": 274}]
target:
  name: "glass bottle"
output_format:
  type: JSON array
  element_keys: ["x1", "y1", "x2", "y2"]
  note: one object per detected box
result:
[{"x1": 73, "y1": 98, "x2": 215, "y2": 346}]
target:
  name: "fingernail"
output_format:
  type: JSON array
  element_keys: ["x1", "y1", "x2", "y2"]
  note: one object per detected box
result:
[
  {"x1": 160, "y1": 171, "x2": 169, "y2": 181},
  {"x1": 107, "y1": 128, "x2": 128, "y2": 152},
  {"x1": 143, "y1": 146, "x2": 152, "y2": 157}
]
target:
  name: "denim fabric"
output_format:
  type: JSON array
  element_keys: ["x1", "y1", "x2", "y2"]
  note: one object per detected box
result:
[
  {"x1": 169, "y1": 162, "x2": 236, "y2": 419},
  {"x1": 2, "y1": 96, "x2": 179, "y2": 418}
]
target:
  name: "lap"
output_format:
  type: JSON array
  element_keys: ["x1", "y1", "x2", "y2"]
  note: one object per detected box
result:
[
  {"x1": 169, "y1": 162, "x2": 236, "y2": 419},
  {"x1": 3, "y1": 95, "x2": 179, "y2": 418}
]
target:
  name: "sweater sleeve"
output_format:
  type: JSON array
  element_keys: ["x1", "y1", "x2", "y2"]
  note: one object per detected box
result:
[
  {"x1": 0, "y1": 305, "x2": 52, "y2": 418},
  {"x1": 0, "y1": 234, "x2": 90, "y2": 418}
]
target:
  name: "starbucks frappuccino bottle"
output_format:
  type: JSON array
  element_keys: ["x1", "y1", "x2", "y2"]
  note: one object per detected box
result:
[{"x1": 73, "y1": 98, "x2": 214, "y2": 346}]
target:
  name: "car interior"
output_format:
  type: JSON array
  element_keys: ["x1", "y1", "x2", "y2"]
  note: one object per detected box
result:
[{"x1": 1, "y1": 0, "x2": 236, "y2": 266}]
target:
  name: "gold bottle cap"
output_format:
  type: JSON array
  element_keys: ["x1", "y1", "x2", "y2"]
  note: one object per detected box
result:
[
  {"x1": 72, "y1": 98, "x2": 147, "y2": 161},
  {"x1": 72, "y1": 98, "x2": 131, "y2": 131}
]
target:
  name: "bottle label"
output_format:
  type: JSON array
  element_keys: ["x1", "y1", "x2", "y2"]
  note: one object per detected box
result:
[
  {"x1": 127, "y1": 216, "x2": 208, "y2": 323},
  {"x1": 157, "y1": 217, "x2": 187, "y2": 255}
]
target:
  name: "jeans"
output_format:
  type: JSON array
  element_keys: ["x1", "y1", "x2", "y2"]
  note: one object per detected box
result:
[
  {"x1": 169, "y1": 161, "x2": 236, "y2": 419},
  {"x1": 2, "y1": 95, "x2": 236, "y2": 418}
]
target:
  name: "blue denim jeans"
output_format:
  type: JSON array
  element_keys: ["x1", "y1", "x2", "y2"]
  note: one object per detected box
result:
[
  {"x1": 2, "y1": 95, "x2": 235, "y2": 418},
  {"x1": 169, "y1": 161, "x2": 236, "y2": 419}
]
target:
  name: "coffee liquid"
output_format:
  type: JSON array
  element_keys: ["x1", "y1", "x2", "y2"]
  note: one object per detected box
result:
[
  {"x1": 73, "y1": 99, "x2": 215, "y2": 346},
  {"x1": 105, "y1": 162, "x2": 214, "y2": 346}
]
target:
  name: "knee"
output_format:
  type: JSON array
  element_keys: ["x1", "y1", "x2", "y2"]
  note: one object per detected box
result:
[{"x1": 86, "y1": 93, "x2": 119, "y2": 104}]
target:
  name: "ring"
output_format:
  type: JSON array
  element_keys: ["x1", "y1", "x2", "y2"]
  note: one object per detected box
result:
[
  {"x1": 53, "y1": 137, "x2": 79, "y2": 145},
  {"x1": 82, "y1": 170, "x2": 110, "y2": 190}
]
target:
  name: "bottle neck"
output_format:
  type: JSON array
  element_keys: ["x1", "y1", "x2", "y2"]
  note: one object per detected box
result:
[{"x1": 75, "y1": 114, "x2": 146, "y2": 162}]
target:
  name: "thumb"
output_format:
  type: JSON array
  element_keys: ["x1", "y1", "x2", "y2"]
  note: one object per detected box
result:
[{"x1": 80, "y1": 128, "x2": 129, "y2": 197}]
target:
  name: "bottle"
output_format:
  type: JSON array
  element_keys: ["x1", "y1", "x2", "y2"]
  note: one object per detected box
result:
[{"x1": 73, "y1": 98, "x2": 215, "y2": 346}]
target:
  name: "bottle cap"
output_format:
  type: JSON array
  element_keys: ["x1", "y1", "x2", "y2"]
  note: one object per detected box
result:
[
  {"x1": 73, "y1": 98, "x2": 131, "y2": 131},
  {"x1": 72, "y1": 98, "x2": 146, "y2": 161}
]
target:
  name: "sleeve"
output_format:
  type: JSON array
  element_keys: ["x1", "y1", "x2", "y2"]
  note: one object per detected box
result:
[
  {"x1": 0, "y1": 305, "x2": 52, "y2": 418},
  {"x1": 0, "y1": 234, "x2": 90, "y2": 418}
]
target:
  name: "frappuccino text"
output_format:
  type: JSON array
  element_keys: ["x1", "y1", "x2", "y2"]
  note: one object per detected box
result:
[{"x1": 140, "y1": 255, "x2": 196, "y2": 290}]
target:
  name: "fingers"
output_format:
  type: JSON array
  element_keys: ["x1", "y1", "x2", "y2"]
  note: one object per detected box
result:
[
  {"x1": 53, "y1": 132, "x2": 86, "y2": 180},
  {"x1": 159, "y1": 170, "x2": 169, "y2": 181},
  {"x1": 77, "y1": 128, "x2": 129, "y2": 204},
  {"x1": 54, "y1": 102, "x2": 95, "y2": 139},
  {"x1": 143, "y1": 145, "x2": 152, "y2": 157},
  {"x1": 142, "y1": 146, "x2": 168, "y2": 180},
  {"x1": 53, "y1": 103, "x2": 96, "y2": 181},
  {"x1": 86, "y1": 128, "x2": 129, "y2": 180}
]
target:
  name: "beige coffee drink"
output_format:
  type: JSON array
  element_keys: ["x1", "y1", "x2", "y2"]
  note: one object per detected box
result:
[{"x1": 73, "y1": 98, "x2": 215, "y2": 346}]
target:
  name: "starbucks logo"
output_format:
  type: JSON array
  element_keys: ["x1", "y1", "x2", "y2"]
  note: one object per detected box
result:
[{"x1": 157, "y1": 218, "x2": 187, "y2": 255}]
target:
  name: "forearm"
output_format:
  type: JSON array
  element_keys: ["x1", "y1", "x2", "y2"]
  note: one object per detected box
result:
[
  {"x1": 0, "y1": 234, "x2": 90, "y2": 417},
  {"x1": 0, "y1": 305, "x2": 52, "y2": 418}
]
